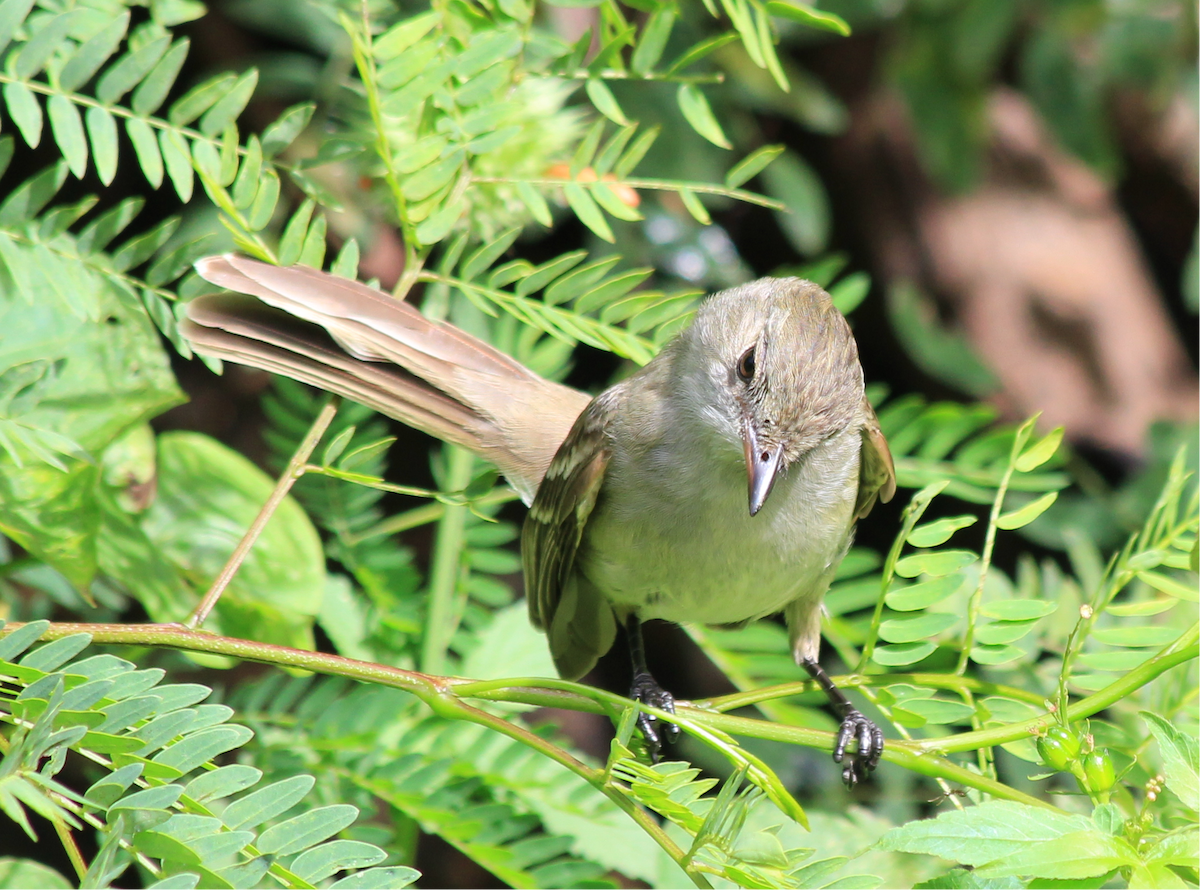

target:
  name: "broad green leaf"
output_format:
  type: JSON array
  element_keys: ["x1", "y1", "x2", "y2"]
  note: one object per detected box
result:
[
  {"x1": 1014, "y1": 427, "x2": 1064, "y2": 472},
  {"x1": 132, "y1": 39, "x2": 190, "y2": 115},
  {"x1": 677, "y1": 84, "x2": 730, "y2": 148},
  {"x1": 110, "y1": 433, "x2": 325, "y2": 652},
  {"x1": 879, "y1": 612, "x2": 957, "y2": 643},
  {"x1": 460, "y1": 227, "x2": 522, "y2": 282},
  {"x1": 894, "y1": 549, "x2": 977, "y2": 579},
  {"x1": 1142, "y1": 712, "x2": 1199, "y2": 810},
  {"x1": 153, "y1": 725, "x2": 253, "y2": 773},
  {"x1": 1136, "y1": 571, "x2": 1198, "y2": 602},
  {"x1": 373, "y1": 11, "x2": 438, "y2": 60},
  {"x1": 86, "y1": 107, "x2": 119, "y2": 186},
  {"x1": 878, "y1": 801, "x2": 1093, "y2": 864},
  {"x1": 973, "y1": 620, "x2": 1038, "y2": 646},
  {"x1": 169, "y1": 72, "x2": 235, "y2": 126},
  {"x1": 908, "y1": 515, "x2": 977, "y2": 547},
  {"x1": 199, "y1": 68, "x2": 257, "y2": 137},
  {"x1": 184, "y1": 765, "x2": 262, "y2": 804},
  {"x1": 221, "y1": 774, "x2": 314, "y2": 830},
  {"x1": 109, "y1": 784, "x2": 183, "y2": 814},
  {"x1": 996, "y1": 492, "x2": 1058, "y2": 530},
  {"x1": 329, "y1": 867, "x2": 420, "y2": 889},
  {"x1": 4, "y1": 82, "x2": 42, "y2": 147},
  {"x1": 0, "y1": 0, "x2": 35, "y2": 58},
  {"x1": 59, "y1": 12, "x2": 128, "y2": 91},
  {"x1": 97, "y1": 35, "x2": 170, "y2": 104},
  {"x1": 0, "y1": 858, "x2": 72, "y2": 889},
  {"x1": 1077, "y1": 650, "x2": 1149, "y2": 671},
  {"x1": 885, "y1": 575, "x2": 962, "y2": 611},
  {"x1": 15, "y1": 10, "x2": 81, "y2": 79},
  {"x1": 1091, "y1": 626, "x2": 1180, "y2": 647},
  {"x1": 256, "y1": 804, "x2": 358, "y2": 856},
  {"x1": 278, "y1": 200, "x2": 315, "y2": 267},
  {"x1": 145, "y1": 874, "x2": 199, "y2": 890},
  {"x1": 159, "y1": 129, "x2": 194, "y2": 201},
  {"x1": 829, "y1": 272, "x2": 871, "y2": 316},
  {"x1": 872, "y1": 641, "x2": 936, "y2": 666},
  {"x1": 725, "y1": 145, "x2": 784, "y2": 188},
  {"x1": 48, "y1": 96, "x2": 88, "y2": 178},
  {"x1": 18, "y1": 633, "x2": 90, "y2": 671},
  {"x1": 969, "y1": 644, "x2": 1024, "y2": 665},
  {"x1": 980, "y1": 600, "x2": 1057, "y2": 620},
  {"x1": 586, "y1": 79, "x2": 628, "y2": 125},
  {"x1": 899, "y1": 698, "x2": 976, "y2": 724},
  {"x1": 126, "y1": 118, "x2": 164, "y2": 188},
  {"x1": 247, "y1": 169, "x2": 280, "y2": 230},
  {"x1": 975, "y1": 829, "x2": 1136, "y2": 879},
  {"x1": 679, "y1": 188, "x2": 710, "y2": 225},
  {"x1": 515, "y1": 180, "x2": 551, "y2": 227},
  {"x1": 0, "y1": 620, "x2": 50, "y2": 661},
  {"x1": 261, "y1": 103, "x2": 314, "y2": 157},
  {"x1": 762, "y1": 150, "x2": 829, "y2": 255},
  {"x1": 291, "y1": 840, "x2": 387, "y2": 883}
]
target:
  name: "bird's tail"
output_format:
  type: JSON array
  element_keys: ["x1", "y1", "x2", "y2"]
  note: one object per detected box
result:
[{"x1": 183, "y1": 255, "x2": 590, "y2": 501}]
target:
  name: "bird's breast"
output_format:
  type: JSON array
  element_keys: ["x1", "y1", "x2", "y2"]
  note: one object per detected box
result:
[{"x1": 576, "y1": 426, "x2": 861, "y2": 625}]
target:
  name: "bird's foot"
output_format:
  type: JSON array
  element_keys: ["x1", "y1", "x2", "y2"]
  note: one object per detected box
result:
[
  {"x1": 630, "y1": 672, "x2": 680, "y2": 760},
  {"x1": 833, "y1": 708, "x2": 884, "y2": 786}
]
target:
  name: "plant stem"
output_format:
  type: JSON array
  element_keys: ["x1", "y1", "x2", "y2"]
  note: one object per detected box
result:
[
  {"x1": 185, "y1": 397, "x2": 338, "y2": 629},
  {"x1": 420, "y1": 445, "x2": 475, "y2": 675}
]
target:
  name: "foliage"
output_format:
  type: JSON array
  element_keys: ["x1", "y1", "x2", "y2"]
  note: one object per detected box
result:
[{"x1": 0, "y1": 0, "x2": 1195, "y2": 888}]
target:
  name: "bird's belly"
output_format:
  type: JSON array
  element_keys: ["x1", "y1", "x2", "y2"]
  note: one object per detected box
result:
[{"x1": 576, "y1": 455, "x2": 856, "y2": 626}]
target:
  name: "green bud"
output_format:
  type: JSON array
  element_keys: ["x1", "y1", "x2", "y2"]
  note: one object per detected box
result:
[
  {"x1": 1083, "y1": 749, "x2": 1116, "y2": 793},
  {"x1": 1037, "y1": 726, "x2": 1081, "y2": 771}
]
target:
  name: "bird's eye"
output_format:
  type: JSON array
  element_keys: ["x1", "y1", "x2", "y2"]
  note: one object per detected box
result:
[{"x1": 736, "y1": 346, "x2": 756, "y2": 382}]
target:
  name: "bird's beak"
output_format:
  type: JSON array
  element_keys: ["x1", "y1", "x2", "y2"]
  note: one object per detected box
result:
[{"x1": 744, "y1": 425, "x2": 784, "y2": 516}]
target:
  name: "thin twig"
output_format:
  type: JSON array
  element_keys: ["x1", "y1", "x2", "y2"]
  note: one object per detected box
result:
[{"x1": 184, "y1": 397, "x2": 339, "y2": 629}]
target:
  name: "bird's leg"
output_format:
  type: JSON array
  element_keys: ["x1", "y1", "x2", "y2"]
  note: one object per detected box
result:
[
  {"x1": 802, "y1": 657, "x2": 884, "y2": 786},
  {"x1": 626, "y1": 617, "x2": 680, "y2": 759}
]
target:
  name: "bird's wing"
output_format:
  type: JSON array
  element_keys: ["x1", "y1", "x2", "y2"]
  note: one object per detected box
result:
[
  {"x1": 855, "y1": 395, "x2": 897, "y2": 520},
  {"x1": 522, "y1": 393, "x2": 615, "y2": 677}
]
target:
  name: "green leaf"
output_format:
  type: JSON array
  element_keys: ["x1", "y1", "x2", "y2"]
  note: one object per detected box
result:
[
  {"x1": 872, "y1": 641, "x2": 936, "y2": 666},
  {"x1": 0, "y1": 620, "x2": 50, "y2": 661},
  {"x1": 894, "y1": 549, "x2": 977, "y2": 578},
  {"x1": 159, "y1": 129, "x2": 194, "y2": 201},
  {"x1": 86, "y1": 107, "x2": 119, "y2": 186},
  {"x1": 878, "y1": 801, "x2": 1094, "y2": 864},
  {"x1": 677, "y1": 84, "x2": 730, "y2": 149},
  {"x1": 1015, "y1": 427, "x2": 1064, "y2": 472},
  {"x1": 153, "y1": 725, "x2": 253, "y2": 773},
  {"x1": 221, "y1": 774, "x2": 314, "y2": 830},
  {"x1": 200, "y1": 68, "x2": 257, "y2": 137},
  {"x1": 4, "y1": 82, "x2": 42, "y2": 148},
  {"x1": 969, "y1": 644, "x2": 1025, "y2": 665},
  {"x1": 679, "y1": 188, "x2": 711, "y2": 225},
  {"x1": 973, "y1": 620, "x2": 1039, "y2": 646},
  {"x1": 585, "y1": 79, "x2": 628, "y2": 125},
  {"x1": 1136, "y1": 571, "x2": 1198, "y2": 602},
  {"x1": 261, "y1": 103, "x2": 314, "y2": 158},
  {"x1": 762, "y1": 149, "x2": 829, "y2": 256},
  {"x1": 1141, "y1": 712, "x2": 1198, "y2": 810},
  {"x1": 278, "y1": 200, "x2": 315, "y2": 267},
  {"x1": 980, "y1": 600, "x2": 1057, "y2": 620},
  {"x1": 59, "y1": 12, "x2": 128, "y2": 92},
  {"x1": 18, "y1": 633, "x2": 90, "y2": 670},
  {"x1": 631, "y1": 7, "x2": 675, "y2": 74},
  {"x1": 879, "y1": 611, "x2": 958, "y2": 643},
  {"x1": 0, "y1": 858, "x2": 72, "y2": 889},
  {"x1": 184, "y1": 765, "x2": 262, "y2": 804},
  {"x1": 515, "y1": 181, "x2": 551, "y2": 227},
  {"x1": 885, "y1": 575, "x2": 962, "y2": 611},
  {"x1": 0, "y1": 0, "x2": 34, "y2": 58},
  {"x1": 975, "y1": 829, "x2": 1136, "y2": 879},
  {"x1": 996, "y1": 491, "x2": 1058, "y2": 530},
  {"x1": 329, "y1": 867, "x2": 420, "y2": 889},
  {"x1": 291, "y1": 840, "x2": 388, "y2": 883},
  {"x1": 726, "y1": 145, "x2": 784, "y2": 188},
  {"x1": 109, "y1": 784, "x2": 184, "y2": 814},
  {"x1": 563, "y1": 183, "x2": 614, "y2": 242},
  {"x1": 908, "y1": 515, "x2": 977, "y2": 547},
  {"x1": 255, "y1": 804, "x2": 358, "y2": 856},
  {"x1": 126, "y1": 118, "x2": 164, "y2": 188},
  {"x1": 132, "y1": 40, "x2": 190, "y2": 116},
  {"x1": 900, "y1": 698, "x2": 976, "y2": 725},
  {"x1": 169, "y1": 73, "x2": 235, "y2": 126},
  {"x1": 1091, "y1": 626, "x2": 1180, "y2": 647},
  {"x1": 765, "y1": 1, "x2": 850, "y2": 35},
  {"x1": 97, "y1": 36, "x2": 171, "y2": 104},
  {"x1": 15, "y1": 10, "x2": 81, "y2": 79},
  {"x1": 373, "y1": 11, "x2": 438, "y2": 60},
  {"x1": 460, "y1": 227, "x2": 522, "y2": 282},
  {"x1": 47, "y1": 96, "x2": 88, "y2": 179}
]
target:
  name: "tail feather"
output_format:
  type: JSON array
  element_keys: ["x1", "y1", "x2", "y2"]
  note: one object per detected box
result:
[{"x1": 185, "y1": 256, "x2": 590, "y2": 500}]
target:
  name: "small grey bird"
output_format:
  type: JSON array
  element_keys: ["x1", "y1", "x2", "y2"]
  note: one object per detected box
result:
[{"x1": 184, "y1": 256, "x2": 896, "y2": 784}]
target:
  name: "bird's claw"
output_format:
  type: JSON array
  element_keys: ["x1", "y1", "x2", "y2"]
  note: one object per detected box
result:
[
  {"x1": 833, "y1": 707, "x2": 884, "y2": 786},
  {"x1": 631, "y1": 672, "x2": 680, "y2": 760}
]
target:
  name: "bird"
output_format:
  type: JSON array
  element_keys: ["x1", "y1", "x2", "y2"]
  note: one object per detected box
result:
[{"x1": 182, "y1": 255, "x2": 896, "y2": 784}]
